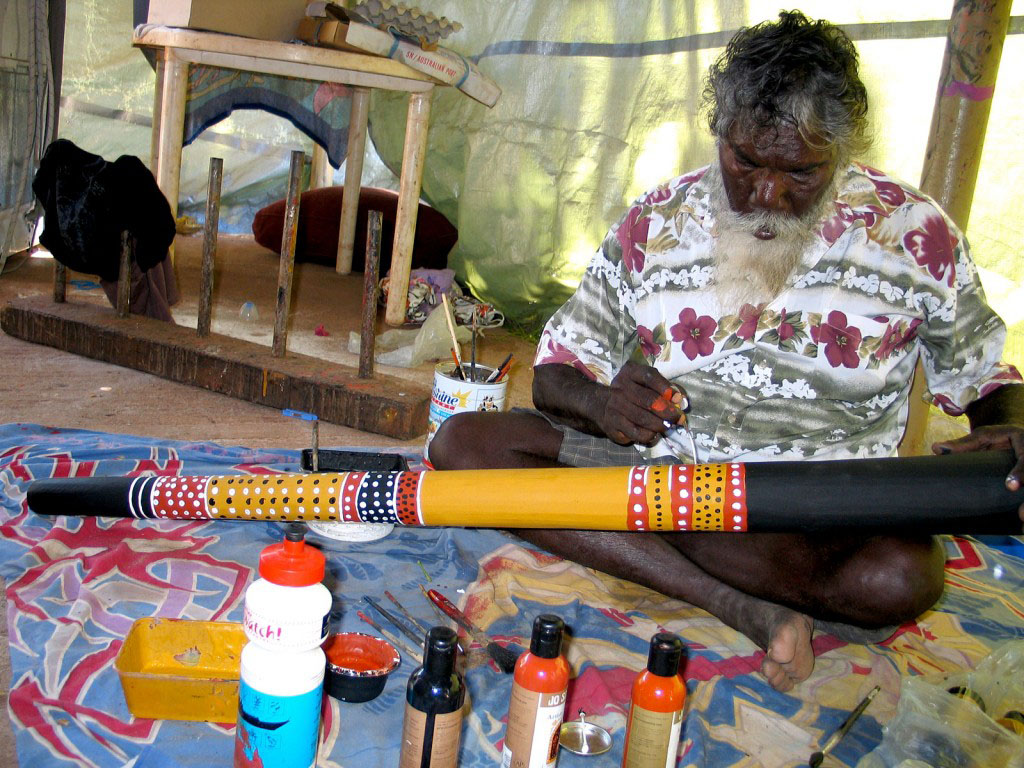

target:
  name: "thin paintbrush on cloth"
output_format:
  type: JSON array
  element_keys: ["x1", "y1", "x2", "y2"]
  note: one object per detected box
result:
[
  {"x1": 384, "y1": 590, "x2": 431, "y2": 636},
  {"x1": 363, "y1": 596, "x2": 424, "y2": 649},
  {"x1": 808, "y1": 685, "x2": 880, "y2": 767},
  {"x1": 356, "y1": 609, "x2": 422, "y2": 664}
]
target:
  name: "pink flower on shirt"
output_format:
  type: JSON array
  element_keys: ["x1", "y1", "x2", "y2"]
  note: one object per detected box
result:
[
  {"x1": 778, "y1": 309, "x2": 796, "y2": 341},
  {"x1": 903, "y1": 214, "x2": 958, "y2": 286},
  {"x1": 819, "y1": 203, "x2": 878, "y2": 246},
  {"x1": 617, "y1": 205, "x2": 651, "y2": 273},
  {"x1": 811, "y1": 311, "x2": 862, "y2": 368},
  {"x1": 877, "y1": 318, "x2": 922, "y2": 360},
  {"x1": 670, "y1": 308, "x2": 717, "y2": 360},
  {"x1": 536, "y1": 338, "x2": 596, "y2": 380},
  {"x1": 637, "y1": 325, "x2": 662, "y2": 358},
  {"x1": 643, "y1": 186, "x2": 673, "y2": 205},
  {"x1": 735, "y1": 303, "x2": 763, "y2": 340}
]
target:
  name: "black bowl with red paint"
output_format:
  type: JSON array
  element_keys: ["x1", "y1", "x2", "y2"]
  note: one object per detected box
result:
[{"x1": 323, "y1": 632, "x2": 402, "y2": 703}]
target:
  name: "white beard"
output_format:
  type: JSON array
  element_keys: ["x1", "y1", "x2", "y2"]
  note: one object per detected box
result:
[{"x1": 706, "y1": 163, "x2": 841, "y2": 312}]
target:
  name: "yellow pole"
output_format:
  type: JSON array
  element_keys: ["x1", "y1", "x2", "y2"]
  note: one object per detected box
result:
[{"x1": 901, "y1": 0, "x2": 1012, "y2": 458}]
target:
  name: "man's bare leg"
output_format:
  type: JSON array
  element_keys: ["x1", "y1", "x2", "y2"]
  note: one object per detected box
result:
[{"x1": 429, "y1": 412, "x2": 946, "y2": 691}]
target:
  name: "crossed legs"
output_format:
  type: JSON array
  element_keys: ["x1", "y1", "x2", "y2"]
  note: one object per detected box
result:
[{"x1": 429, "y1": 412, "x2": 946, "y2": 690}]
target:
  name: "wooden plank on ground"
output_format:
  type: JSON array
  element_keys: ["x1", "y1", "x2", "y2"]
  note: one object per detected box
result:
[{"x1": 1, "y1": 297, "x2": 429, "y2": 440}]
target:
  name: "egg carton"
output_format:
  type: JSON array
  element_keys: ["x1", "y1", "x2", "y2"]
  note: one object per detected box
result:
[{"x1": 352, "y1": 0, "x2": 463, "y2": 47}]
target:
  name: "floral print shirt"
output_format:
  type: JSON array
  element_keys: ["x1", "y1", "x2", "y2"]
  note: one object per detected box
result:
[{"x1": 534, "y1": 164, "x2": 1022, "y2": 463}]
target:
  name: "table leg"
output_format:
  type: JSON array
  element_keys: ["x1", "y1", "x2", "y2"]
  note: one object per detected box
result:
[
  {"x1": 336, "y1": 86, "x2": 370, "y2": 275},
  {"x1": 384, "y1": 88, "x2": 432, "y2": 326},
  {"x1": 310, "y1": 143, "x2": 333, "y2": 190},
  {"x1": 153, "y1": 48, "x2": 187, "y2": 262}
]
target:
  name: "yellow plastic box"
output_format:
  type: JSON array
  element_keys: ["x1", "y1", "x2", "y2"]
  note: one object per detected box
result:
[{"x1": 115, "y1": 618, "x2": 246, "y2": 722}]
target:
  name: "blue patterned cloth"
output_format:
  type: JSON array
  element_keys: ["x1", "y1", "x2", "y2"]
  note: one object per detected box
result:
[{"x1": 1, "y1": 423, "x2": 1022, "y2": 767}]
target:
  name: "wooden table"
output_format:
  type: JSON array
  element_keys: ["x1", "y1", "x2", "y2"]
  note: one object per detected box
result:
[{"x1": 133, "y1": 24, "x2": 438, "y2": 326}]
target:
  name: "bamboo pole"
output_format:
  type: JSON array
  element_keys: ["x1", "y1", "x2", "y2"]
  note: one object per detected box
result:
[{"x1": 901, "y1": 0, "x2": 1011, "y2": 458}]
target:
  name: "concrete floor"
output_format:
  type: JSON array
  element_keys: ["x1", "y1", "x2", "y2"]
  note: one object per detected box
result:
[{"x1": 0, "y1": 234, "x2": 538, "y2": 764}]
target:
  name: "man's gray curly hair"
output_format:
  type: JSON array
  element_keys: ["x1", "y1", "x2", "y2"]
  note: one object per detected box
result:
[{"x1": 703, "y1": 10, "x2": 871, "y2": 158}]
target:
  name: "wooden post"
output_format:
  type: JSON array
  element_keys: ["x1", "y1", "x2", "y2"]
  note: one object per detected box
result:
[
  {"x1": 53, "y1": 261, "x2": 66, "y2": 303},
  {"x1": 197, "y1": 157, "x2": 223, "y2": 337},
  {"x1": 272, "y1": 150, "x2": 305, "y2": 358},
  {"x1": 384, "y1": 88, "x2": 432, "y2": 326},
  {"x1": 359, "y1": 210, "x2": 383, "y2": 379},
  {"x1": 336, "y1": 86, "x2": 371, "y2": 274},
  {"x1": 901, "y1": 0, "x2": 1012, "y2": 458},
  {"x1": 116, "y1": 231, "x2": 133, "y2": 318}
]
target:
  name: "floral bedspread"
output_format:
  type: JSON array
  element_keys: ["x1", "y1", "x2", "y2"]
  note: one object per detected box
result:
[{"x1": 1, "y1": 423, "x2": 1022, "y2": 767}]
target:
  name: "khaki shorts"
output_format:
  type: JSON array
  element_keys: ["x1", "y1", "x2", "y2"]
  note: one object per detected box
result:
[{"x1": 514, "y1": 407, "x2": 681, "y2": 468}]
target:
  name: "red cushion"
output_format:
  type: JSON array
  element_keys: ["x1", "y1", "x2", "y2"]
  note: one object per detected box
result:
[{"x1": 251, "y1": 186, "x2": 456, "y2": 272}]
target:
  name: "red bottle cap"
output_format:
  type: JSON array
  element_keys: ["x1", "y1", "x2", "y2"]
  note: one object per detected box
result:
[{"x1": 258, "y1": 524, "x2": 325, "y2": 586}]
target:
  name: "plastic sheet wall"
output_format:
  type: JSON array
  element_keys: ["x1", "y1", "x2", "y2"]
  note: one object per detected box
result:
[{"x1": 55, "y1": 1, "x2": 1023, "y2": 370}]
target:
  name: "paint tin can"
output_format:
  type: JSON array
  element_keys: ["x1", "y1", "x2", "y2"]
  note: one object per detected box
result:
[{"x1": 424, "y1": 363, "x2": 507, "y2": 462}]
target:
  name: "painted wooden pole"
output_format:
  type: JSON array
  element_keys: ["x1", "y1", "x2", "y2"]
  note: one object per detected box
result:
[
  {"x1": 116, "y1": 231, "x2": 133, "y2": 318},
  {"x1": 272, "y1": 150, "x2": 305, "y2": 358},
  {"x1": 359, "y1": 210, "x2": 383, "y2": 379},
  {"x1": 53, "y1": 260, "x2": 66, "y2": 303},
  {"x1": 902, "y1": 0, "x2": 1012, "y2": 458},
  {"x1": 25, "y1": 451, "x2": 1024, "y2": 534},
  {"x1": 197, "y1": 157, "x2": 223, "y2": 338}
]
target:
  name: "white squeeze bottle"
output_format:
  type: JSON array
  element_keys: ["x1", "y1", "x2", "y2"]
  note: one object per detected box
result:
[{"x1": 234, "y1": 523, "x2": 332, "y2": 768}]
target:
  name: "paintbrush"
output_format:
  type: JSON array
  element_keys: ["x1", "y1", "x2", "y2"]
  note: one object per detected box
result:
[
  {"x1": 470, "y1": 312, "x2": 477, "y2": 381},
  {"x1": 418, "y1": 584, "x2": 467, "y2": 654},
  {"x1": 426, "y1": 588, "x2": 520, "y2": 674},
  {"x1": 384, "y1": 590, "x2": 431, "y2": 636},
  {"x1": 808, "y1": 685, "x2": 880, "y2": 767},
  {"x1": 356, "y1": 609, "x2": 422, "y2": 664},
  {"x1": 363, "y1": 596, "x2": 424, "y2": 649},
  {"x1": 440, "y1": 294, "x2": 465, "y2": 380}
]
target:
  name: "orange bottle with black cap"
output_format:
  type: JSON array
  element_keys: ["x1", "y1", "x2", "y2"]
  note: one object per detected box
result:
[
  {"x1": 502, "y1": 614, "x2": 570, "y2": 768},
  {"x1": 621, "y1": 632, "x2": 686, "y2": 768}
]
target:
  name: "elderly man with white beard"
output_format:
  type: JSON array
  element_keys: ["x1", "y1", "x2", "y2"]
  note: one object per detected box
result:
[{"x1": 428, "y1": 10, "x2": 1024, "y2": 692}]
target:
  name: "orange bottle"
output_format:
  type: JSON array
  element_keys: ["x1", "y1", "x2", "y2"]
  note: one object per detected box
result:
[
  {"x1": 621, "y1": 632, "x2": 686, "y2": 768},
  {"x1": 502, "y1": 614, "x2": 570, "y2": 768}
]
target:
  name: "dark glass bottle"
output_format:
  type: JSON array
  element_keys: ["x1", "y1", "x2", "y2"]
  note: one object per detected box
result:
[{"x1": 399, "y1": 626, "x2": 466, "y2": 768}]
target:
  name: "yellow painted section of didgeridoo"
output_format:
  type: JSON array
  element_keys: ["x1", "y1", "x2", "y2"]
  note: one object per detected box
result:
[{"x1": 416, "y1": 465, "x2": 634, "y2": 530}]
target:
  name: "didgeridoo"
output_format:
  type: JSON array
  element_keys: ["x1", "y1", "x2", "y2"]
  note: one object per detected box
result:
[{"x1": 25, "y1": 451, "x2": 1024, "y2": 534}]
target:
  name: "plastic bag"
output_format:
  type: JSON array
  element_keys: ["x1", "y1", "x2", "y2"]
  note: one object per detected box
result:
[
  {"x1": 856, "y1": 641, "x2": 1024, "y2": 768},
  {"x1": 347, "y1": 303, "x2": 470, "y2": 368}
]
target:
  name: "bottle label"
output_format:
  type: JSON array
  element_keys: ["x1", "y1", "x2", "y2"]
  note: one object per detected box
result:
[
  {"x1": 501, "y1": 686, "x2": 566, "y2": 768},
  {"x1": 243, "y1": 603, "x2": 329, "y2": 652},
  {"x1": 399, "y1": 703, "x2": 463, "y2": 768},
  {"x1": 623, "y1": 706, "x2": 682, "y2": 768},
  {"x1": 234, "y1": 678, "x2": 322, "y2": 768}
]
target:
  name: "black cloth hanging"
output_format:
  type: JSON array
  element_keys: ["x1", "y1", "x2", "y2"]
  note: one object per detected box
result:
[
  {"x1": 32, "y1": 139, "x2": 175, "y2": 282},
  {"x1": 31, "y1": 139, "x2": 179, "y2": 321}
]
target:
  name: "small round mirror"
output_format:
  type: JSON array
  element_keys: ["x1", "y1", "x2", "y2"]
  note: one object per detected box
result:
[{"x1": 559, "y1": 710, "x2": 612, "y2": 756}]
